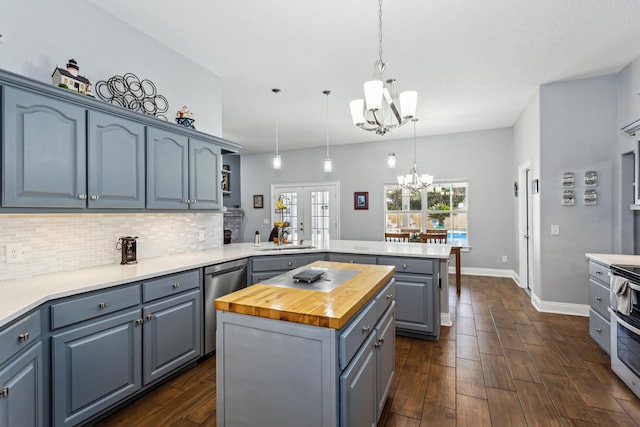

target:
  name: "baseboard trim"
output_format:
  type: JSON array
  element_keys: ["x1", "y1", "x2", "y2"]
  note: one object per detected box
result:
[
  {"x1": 441, "y1": 312, "x2": 452, "y2": 327},
  {"x1": 531, "y1": 292, "x2": 589, "y2": 317},
  {"x1": 448, "y1": 266, "x2": 515, "y2": 278}
]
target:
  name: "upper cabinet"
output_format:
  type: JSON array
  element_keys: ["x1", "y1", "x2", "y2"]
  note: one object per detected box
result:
[
  {"x1": 3, "y1": 86, "x2": 87, "y2": 208},
  {"x1": 0, "y1": 69, "x2": 241, "y2": 212}
]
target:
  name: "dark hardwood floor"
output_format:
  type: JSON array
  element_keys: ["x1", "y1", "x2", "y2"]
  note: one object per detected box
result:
[{"x1": 95, "y1": 275, "x2": 640, "y2": 426}]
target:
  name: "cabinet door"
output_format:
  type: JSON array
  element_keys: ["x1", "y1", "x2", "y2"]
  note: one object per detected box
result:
[
  {"x1": 52, "y1": 309, "x2": 142, "y2": 427},
  {"x1": 394, "y1": 273, "x2": 436, "y2": 334},
  {"x1": 189, "y1": 138, "x2": 221, "y2": 209},
  {"x1": 0, "y1": 342, "x2": 43, "y2": 427},
  {"x1": 376, "y1": 304, "x2": 395, "y2": 420},
  {"x1": 3, "y1": 86, "x2": 86, "y2": 207},
  {"x1": 146, "y1": 127, "x2": 189, "y2": 209},
  {"x1": 340, "y1": 333, "x2": 376, "y2": 427},
  {"x1": 87, "y1": 111, "x2": 145, "y2": 208},
  {"x1": 143, "y1": 290, "x2": 201, "y2": 384}
]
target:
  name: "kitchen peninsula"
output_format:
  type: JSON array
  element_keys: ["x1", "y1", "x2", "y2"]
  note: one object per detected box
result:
[{"x1": 215, "y1": 261, "x2": 397, "y2": 426}]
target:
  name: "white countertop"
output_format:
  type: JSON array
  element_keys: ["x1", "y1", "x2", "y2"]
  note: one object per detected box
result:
[
  {"x1": 0, "y1": 240, "x2": 450, "y2": 328},
  {"x1": 586, "y1": 253, "x2": 640, "y2": 267}
]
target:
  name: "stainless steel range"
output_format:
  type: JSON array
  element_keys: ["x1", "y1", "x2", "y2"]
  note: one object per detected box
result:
[{"x1": 609, "y1": 264, "x2": 640, "y2": 398}]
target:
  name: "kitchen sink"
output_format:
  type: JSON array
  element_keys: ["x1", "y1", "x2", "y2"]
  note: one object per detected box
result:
[{"x1": 253, "y1": 244, "x2": 316, "y2": 251}]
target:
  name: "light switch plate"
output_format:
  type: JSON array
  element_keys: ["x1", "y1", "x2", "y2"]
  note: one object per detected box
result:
[{"x1": 551, "y1": 224, "x2": 560, "y2": 235}]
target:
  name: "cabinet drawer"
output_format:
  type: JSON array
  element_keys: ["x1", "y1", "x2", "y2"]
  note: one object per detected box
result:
[
  {"x1": 0, "y1": 310, "x2": 41, "y2": 363},
  {"x1": 589, "y1": 279, "x2": 610, "y2": 320},
  {"x1": 251, "y1": 271, "x2": 284, "y2": 285},
  {"x1": 143, "y1": 269, "x2": 200, "y2": 302},
  {"x1": 589, "y1": 308, "x2": 610, "y2": 355},
  {"x1": 339, "y1": 300, "x2": 377, "y2": 370},
  {"x1": 589, "y1": 261, "x2": 610, "y2": 288},
  {"x1": 375, "y1": 280, "x2": 396, "y2": 319},
  {"x1": 251, "y1": 254, "x2": 326, "y2": 272},
  {"x1": 51, "y1": 285, "x2": 140, "y2": 330},
  {"x1": 378, "y1": 256, "x2": 434, "y2": 275},
  {"x1": 328, "y1": 253, "x2": 377, "y2": 265}
]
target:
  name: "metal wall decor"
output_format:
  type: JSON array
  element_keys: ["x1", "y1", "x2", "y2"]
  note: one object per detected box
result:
[
  {"x1": 95, "y1": 73, "x2": 168, "y2": 120},
  {"x1": 562, "y1": 172, "x2": 575, "y2": 188},
  {"x1": 562, "y1": 190, "x2": 575, "y2": 206},
  {"x1": 584, "y1": 170, "x2": 598, "y2": 187},
  {"x1": 584, "y1": 189, "x2": 597, "y2": 205}
]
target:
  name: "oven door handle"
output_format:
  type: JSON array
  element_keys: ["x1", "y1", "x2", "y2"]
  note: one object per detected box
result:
[{"x1": 610, "y1": 307, "x2": 640, "y2": 335}]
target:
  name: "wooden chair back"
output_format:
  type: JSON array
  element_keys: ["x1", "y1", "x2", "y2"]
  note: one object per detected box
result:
[
  {"x1": 419, "y1": 230, "x2": 448, "y2": 243},
  {"x1": 385, "y1": 232, "x2": 410, "y2": 243}
]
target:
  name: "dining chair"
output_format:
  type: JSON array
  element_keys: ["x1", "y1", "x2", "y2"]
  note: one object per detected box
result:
[
  {"x1": 384, "y1": 232, "x2": 410, "y2": 242},
  {"x1": 419, "y1": 230, "x2": 448, "y2": 243}
]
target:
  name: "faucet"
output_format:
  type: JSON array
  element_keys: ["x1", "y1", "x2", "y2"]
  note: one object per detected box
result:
[{"x1": 277, "y1": 227, "x2": 283, "y2": 246}]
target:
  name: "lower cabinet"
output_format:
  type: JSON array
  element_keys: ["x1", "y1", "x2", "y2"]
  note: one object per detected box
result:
[
  {"x1": 52, "y1": 309, "x2": 142, "y2": 427},
  {"x1": 249, "y1": 253, "x2": 327, "y2": 284},
  {"x1": 588, "y1": 260, "x2": 611, "y2": 354},
  {"x1": 340, "y1": 334, "x2": 377, "y2": 427},
  {"x1": 0, "y1": 342, "x2": 43, "y2": 427}
]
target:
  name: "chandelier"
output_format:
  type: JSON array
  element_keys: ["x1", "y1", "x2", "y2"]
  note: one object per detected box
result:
[
  {"x1": 397, "y1": 118, "x2": 433, "y2": 190},
  {"x1": 349, "y1": 0, "x2": 417, "y2": 136}
]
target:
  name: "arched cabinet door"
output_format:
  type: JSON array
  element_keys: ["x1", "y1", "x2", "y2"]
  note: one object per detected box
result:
[
  {"x1": 189, "y1": 138, "x2": 221, "y2": 210},
  {"x1": 146, "y1": 127, "x2": 189, "y2": 209},
  {"x1": 3, "y1": 86, "x2": 86, "y2": 208}
]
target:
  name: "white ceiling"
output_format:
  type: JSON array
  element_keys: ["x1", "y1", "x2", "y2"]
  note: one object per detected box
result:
[{"x1": 90, "y1": 0, "x2": 640, "y2": 153}]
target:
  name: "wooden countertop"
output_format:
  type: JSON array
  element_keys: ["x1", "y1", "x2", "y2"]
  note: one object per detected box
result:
[{"x1": 215, "y1": 261, "x2": 396, "y2": 329}]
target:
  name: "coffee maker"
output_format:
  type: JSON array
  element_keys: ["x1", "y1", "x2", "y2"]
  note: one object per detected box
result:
[{"x1": 118, "y1": 236, "x2": 138, "y2": 265}]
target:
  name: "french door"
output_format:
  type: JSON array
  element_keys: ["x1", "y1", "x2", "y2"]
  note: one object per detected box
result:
[{"x1": 271, "y1": 182, "x2": 340, "y2": 243}]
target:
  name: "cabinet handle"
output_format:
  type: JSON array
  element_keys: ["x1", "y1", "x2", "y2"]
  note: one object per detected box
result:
[
  {"x1": 362, "y1": 326, "x2": 371, "y2": 334},
  {"x1": 90, "y1": 194, "x2": 99, "y2": 200},
  {"x1": 98, "y1": 302, "x2": 108, "y2": 309},
  {"x1": 595, "y1": 327, "x2": 602, "y2": 333},
  {"x1": 386, "y1": 294, "x2": 393, "y2": 299},
  {"x1": 288, "y1": 262, "x2": 293, "y2": 267},
  {"x1": 172, "y1": 283, "x2": 180, "y2": 289},
  {"x1": 402, "y1": 264, "x2": 407, "y2": 269},
  {"x1": 595, "y1": 271, "x2": 603, "y2": 275},
  {"x1": 184, "y1": 199, "x2": 190, "y2": 204},
  {"x1": 77, "y1": 194, "x2": 87, "y2": 200},
  {"x1": 17, "y1": 332, "x2": 29, "y2": 341},
  {"x1": 350, "y1": 260, "x2": 355, "y2": 263},
  {"x1": 192, "y1": 199, "x2": 197, "y2": 203},
  {"x1": 146, "y1": 315, "x2": 154, "y2": 321},
  {"x1": 136, "y1": 319, "x2": 144, "y2": 325},
  {"x1": 0, "y1": 388, "x2": 8, "y2": 398},
  {"x1": 595, "y1": 296, "x2": 602, "y2": 301}
]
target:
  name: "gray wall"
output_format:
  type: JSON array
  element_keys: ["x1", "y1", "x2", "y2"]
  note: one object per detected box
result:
[
  {"x1": 538, "y1": 75, "x2": 617, "y2": 304},
  {"x1": 222, "y1": 154, "x2": 242, "y2": 208},
  {"x1": 0, "y1": 0, "x2": 222, "y2": 136},
  {"x1": 240, "y1": 128, "x2": 515, "y2": 271}
]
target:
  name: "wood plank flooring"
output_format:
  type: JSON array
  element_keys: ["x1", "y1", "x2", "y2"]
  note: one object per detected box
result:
[{"x1": 95, "y1": 275, "x2": 640, "y2": 426}]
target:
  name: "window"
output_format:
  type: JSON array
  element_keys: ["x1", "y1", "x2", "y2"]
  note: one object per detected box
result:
[{"x1": 384, "y1": 181, "x2": 468, "y2": 245}]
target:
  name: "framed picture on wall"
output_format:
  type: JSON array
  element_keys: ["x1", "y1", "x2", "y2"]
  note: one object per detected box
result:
[
  {"x1": 354, "y1": 192, "x2": 368, "y2": 210},
  {"x1": 253, "y1": 194, "x2": 264, "y2": 209}
]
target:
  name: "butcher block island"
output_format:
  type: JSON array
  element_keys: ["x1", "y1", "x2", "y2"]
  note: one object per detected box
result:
[{"x1": 215, "y1": 261, "x2": 397, "y2": 427}]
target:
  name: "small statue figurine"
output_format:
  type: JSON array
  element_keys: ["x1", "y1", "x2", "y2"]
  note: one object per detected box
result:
[
  {"x1": 175, "y1": 105, "x2": 195, "y2": 129},
  {"x1": 51, "y1": 59, "x2": 93, "y2": 96}
]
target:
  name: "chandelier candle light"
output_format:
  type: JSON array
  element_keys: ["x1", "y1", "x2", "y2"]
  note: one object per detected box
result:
[
  {"x1": 272, "y1": 88, "x2": 282, "y2": 170},
  {"x1": 323, "y1": 90, "x2": 333, "y2": 173},
  {"x1": 397, "y1": 118, "x2": 433, "y2": 190},
  {"x1": 350, "y1": 0, "x2": 417, "y2": 135}
]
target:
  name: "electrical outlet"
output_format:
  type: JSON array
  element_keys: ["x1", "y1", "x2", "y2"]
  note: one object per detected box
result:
[
  {"x1": 501, "y1": 255, "x2": 508, "y2": 263},
  {"x1": 6, "y1": 243, "x2": 23, "y2": 263}
]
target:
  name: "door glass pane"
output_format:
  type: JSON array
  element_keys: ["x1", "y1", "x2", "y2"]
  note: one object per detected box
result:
[
  {"x1": 278, "y1": 192, "x2": 298, "y2": 242},
  {"x1": 311, "y1": 191, "x2": 330, "y2": 243}
]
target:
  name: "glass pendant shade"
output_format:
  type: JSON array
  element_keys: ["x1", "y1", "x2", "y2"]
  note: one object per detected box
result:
[
  {"x1": 364, "y1": 80, "x2": 383, "y2": 111},
  {"x1": 324, "y1": 158, "x2": 333, "y2": 173},
  {"x1": 399, "y1": 91, "x2": 417, "y2": 119},
  {"x1": 350, "y1": 99, "x2": 366, "y2": 126},
  {"x1": 387, "y1": 152, "x2": 396, "y2": 168},
  {"x1": 272, "y1": 154, "x2": 282, "y2": 170}
]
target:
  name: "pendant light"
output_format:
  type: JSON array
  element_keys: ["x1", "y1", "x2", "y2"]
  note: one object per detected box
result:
[
  {"x1": 387, "y1": 130, "x2": 396, "y2": 168},
  {"x1": 397, "y1": 118, "x2": 433, "y2": 189},
  {"x1": 323, "y1": 90, "x2": 333, "y2": 173},
  {"x1": 272, "y1": 88, "x2": 282, "y2": 170}
]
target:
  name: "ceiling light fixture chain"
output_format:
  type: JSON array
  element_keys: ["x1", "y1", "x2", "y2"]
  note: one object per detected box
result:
[
  {"x1": 323, "y1": 90, "x2": 333, "y2": 173},
  {"x1": 350, "y1": 0, "x2": 417, "y2": 136},
  {"x1": 272, "y1": 88, "x2": 282, "y2": 170}
]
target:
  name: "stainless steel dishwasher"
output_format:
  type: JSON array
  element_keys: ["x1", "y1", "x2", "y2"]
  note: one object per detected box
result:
[{"x1": 204, "y1": 258, "x2": 248, "y2": 354}]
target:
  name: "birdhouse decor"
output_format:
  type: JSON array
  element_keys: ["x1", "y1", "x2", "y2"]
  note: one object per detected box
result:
[
  {"x1": 175, "y1": 106, "x2": 195, "y2": 129},
  {"x1": 51, "y1": 59, "x2": 92, "y2": 96}
]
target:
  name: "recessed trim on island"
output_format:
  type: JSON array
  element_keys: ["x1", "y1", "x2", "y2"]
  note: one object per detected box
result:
[{"x1": 216, "y1": 261, "x2": 397, "y2": 427}]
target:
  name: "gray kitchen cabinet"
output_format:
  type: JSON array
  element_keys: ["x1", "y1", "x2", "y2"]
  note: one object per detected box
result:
[
  {"x1": 328, "y1": 253, "x2": 377, "y2": 265},
  {"x1": 588, "y1": 260, "x2": 611, "y2": 354},
  {"x1": 142, "y1": 289, "x2": 202, "y2": 384},
  {"x1": 375, "y1": 302, "x2": 395, "y2": 418},
  {"x1": 340, "y1": 333, "x2": 377, "y2": 427},
  {"x1": 51, "y1": 308, "x2": 142, "y2": 427},
  {"x1": 2, "y1": 86, "x2": 86, "y2": 208},
  {"x1": 378, "y1": 256, "x2": 440, "y2": 340},
  {"x1": 147, "y1": 128, "x2": 222, "y2": 210},
  {"x1": 87, "y1": 111, "x2": 146, "y2": 208},
  {"x1": 0, "y1": 311, "x2": 43, "y2": 427},
  {"x1": 249, "y1": 253, "x2": 327, "y2": 284}
]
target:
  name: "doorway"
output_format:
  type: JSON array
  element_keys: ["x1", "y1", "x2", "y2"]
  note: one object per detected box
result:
[
  {"x1": 271, "y1": 182, "x2": 340, "y2": 243},
  {"x1": 518, "y1": 161, "x2": 533, "y2": 291}
]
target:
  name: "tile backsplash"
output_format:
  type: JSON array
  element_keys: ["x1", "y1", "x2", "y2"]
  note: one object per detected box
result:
[{"x1": 0, "y1": 213, "x2": 223, "y2": 281}]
